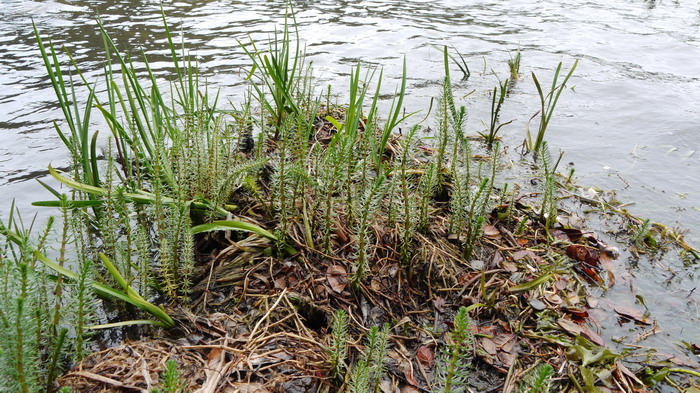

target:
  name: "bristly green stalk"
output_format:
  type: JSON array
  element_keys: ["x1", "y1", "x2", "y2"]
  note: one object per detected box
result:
[
  {"x1": 418, "y1": 161, "x2": 437, "y2": 233},
  {"x1": 349, "y1": 324, "x2": 390, "y2": 393},
  {"x1": 150, "y1": 359, "x2": 186, "y2": 393},
  {"x1": 351, "y1": 175, "x2": 388, "y2": 285},
  {"x1": 438, "y1": 307, "x2": 475, "y2": 393},
  {"x1": 366, "y1": 324, "x2": 391, "y2": 392},
  {"x1": 527, "y1": 59, "x2": 578, "y2": 153},
  {"x1": 72, "y1": 259, "x2": 94, "y2": 361},
  {"x1": 399, "y1": 125, "x2": 420, "y2": 270},
  {"x1": 348, "y1": 359, "x2": 370, "y2": 393},
  {"x1": 328, "y1": 309, "x2": 349, "y2": 378},
  {"x1": 518, "y1": 363, "x2": 554, "y2": 393},
  {"x1": 538, "y1": 142, "x2": 563, "y2": 229},
  {"x1": 450, "y1": 144, "x2": 498, "y2": 260},
  {"x1": 0, "y1": 212, "x2": 50, "y2": 393}
]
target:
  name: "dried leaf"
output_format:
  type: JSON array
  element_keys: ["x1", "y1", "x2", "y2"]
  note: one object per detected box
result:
[
  {"x1": 545, "y1": 292, "x2": 563, "y2": 305},
  {"x1": 433, "y1": 297, "x2": 446, "y2": 313},
  {"x1": 326, "y1": 265, "x2": 348, "y2": 293},
  {"x1": 483, "y1": 224, "x2": 501, "y2": 238},
  {"x1": 581, "y1": 326, "x2": 605, "y2": 347},
  {"x1": 416, "y1": 346, "x2": 434, "y2": 368},
  {"x1": 566, "y1": 244, "x2": 600, "y2": 267},
  {"x1": 557, "y1": 318, "x2": 584, "y2": 336},
  {"x1": 528, "y1": 297, "x2": 547, "y2": 311},
  {"x1": 380, "y1": 380, "x2": 397, "y2": 393},
  {"x1": 481, "y1": 338, "x2": 497, "y2": 356},
  {"x1": 586, "y1": 296, "x2": 599, "y2": 308},
  {"x1": 497, "y1": 351, "x2": 517, "y2": 367}
]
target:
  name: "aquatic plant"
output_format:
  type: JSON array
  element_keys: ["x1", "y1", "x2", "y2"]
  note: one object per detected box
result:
[
  {"x1": 508, "y1": 49, "x2": 521, "y2": 80},
  {"x1": 8, "y1": 6, "x2": 682, "y2": 393},
  {"x1": 239, "y1": 4, "x2": 303, "y2": 141},
  {"x1": 526, "y1": 60, "x2": 578, "y2": 153},
  {"x1": 480, "y1": 77, "x2": 512, "y2": 147}
]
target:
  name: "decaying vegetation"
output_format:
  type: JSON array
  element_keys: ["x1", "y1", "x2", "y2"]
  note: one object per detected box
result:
[{"x1": 0, "y1": 7, "x2": 698, "y2": 393}]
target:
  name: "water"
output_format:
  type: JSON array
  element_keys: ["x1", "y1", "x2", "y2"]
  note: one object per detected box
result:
[{"x1": 2, "y1": 0, "x2": 700, "y2": 367}]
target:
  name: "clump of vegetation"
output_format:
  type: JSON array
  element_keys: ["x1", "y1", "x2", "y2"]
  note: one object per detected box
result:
[{"x1": 508, "y1": 49, "x2": 521, "y2": 80}]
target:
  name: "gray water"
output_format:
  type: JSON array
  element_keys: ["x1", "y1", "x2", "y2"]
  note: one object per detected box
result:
[{"x1": 2, "y1": 0, "x2": 700, "y2": 370}]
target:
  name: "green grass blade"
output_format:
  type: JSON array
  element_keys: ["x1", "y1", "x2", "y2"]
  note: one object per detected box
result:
[{"x1": 190, "y1": 220, "x2": 277, "y2": 241}]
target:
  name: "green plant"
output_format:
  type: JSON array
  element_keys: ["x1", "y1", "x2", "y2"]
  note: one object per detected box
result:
[
  {"x1": 518, "y1": 363, "x2": 554, "y2": 393},
  {"x1": 349, "y1": 324, "x2": 391, "y2": 393},
  {"x1": 0, "y1": 206, "x2": 94, "y2": 393},
  {"x1": 631, "y1": 218, "x2": 657, "y2": 249},
  {"x1": 239, "y1": 4, "x2": 303, "y2": 140},
  {"x1": 480, "y1": 78, "x2": 512, "y2": 147},
  {"x1": 150, "y1": 359, "x2": 187, "y2": 393},
  {"x1": 450, "y1": 145, "x2": 498, "y2": 260},
  {"x1": 508, "y1": 49, "x2": 521, "y2": 80},
  {"x1": 539, "y1": 142, "x2": 563, "y2": 229},
  {"x1": 351, "y1": 175, "x2": 388, "y2": 285},
  {"x1": 399, "y1": 125, "x2": 420, "y2": 270},
  {"x1": 328, "y1": 309, "x2": 349, "y2": 378},
  {"x1": 435, "y1": 306, "x2": 476, "y2": 393},
  {"x1": 526, "y1": 59, "x2": 578, "y2": 153}
]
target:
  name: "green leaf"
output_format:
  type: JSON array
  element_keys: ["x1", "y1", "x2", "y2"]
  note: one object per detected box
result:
[
  {"x1": 508, "y1": 273, "x2": 553, "y2": 293},
  {"x1": 325, "y1": 115, "x2": 344, "y2": 131},
  {"x1": 33, "y1": 250, "x2": 174, "y2": 328},
  {"x1": 33, "y1": 200, "x2": 104, "y2": 208},
  {"x1": 191, "y1": 220, "x2": 277, "y2": 241}
]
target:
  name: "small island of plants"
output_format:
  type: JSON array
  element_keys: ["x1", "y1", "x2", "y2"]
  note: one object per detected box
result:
[{"x1": 1, "y1": 8, "x2": 698, "y2": 393}]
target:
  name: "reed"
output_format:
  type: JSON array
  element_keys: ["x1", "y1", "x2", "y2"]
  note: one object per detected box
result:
[
  {"x1": 239, "y1": 3, "x2": 303, "y2": 140},
  {"x1": 480, "y1": 78, "x2": 512, "y2": 147},
  {"x1": 526, "y1": 60, "x2": 578, "y2": 153}
]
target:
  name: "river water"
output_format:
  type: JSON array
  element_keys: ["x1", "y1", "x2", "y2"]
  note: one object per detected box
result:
[{"x1": 1, "y1": 0, "x2": 700, "y2": 370}]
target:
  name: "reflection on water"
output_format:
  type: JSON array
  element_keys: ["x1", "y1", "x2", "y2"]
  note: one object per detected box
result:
[{"x1": 1, "y1": 0, "x2": 700, "y2": 365}]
